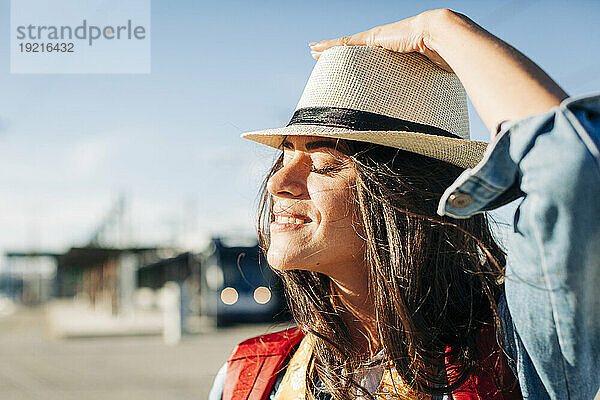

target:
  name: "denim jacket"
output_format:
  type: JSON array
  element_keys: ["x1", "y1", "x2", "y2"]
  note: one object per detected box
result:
[
  {"x1": 210, "y1": 94, "x2": 600, "y2": 399},
  {"x1": 439, "y1": 94, "x2": 600, "y2": 399}
]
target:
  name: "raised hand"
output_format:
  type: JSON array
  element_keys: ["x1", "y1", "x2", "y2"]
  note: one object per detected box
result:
[{"x1": 308, "y1": 9, "x2": 568, "y2": 136}]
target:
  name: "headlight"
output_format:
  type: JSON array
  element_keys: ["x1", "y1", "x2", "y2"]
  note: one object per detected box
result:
[
  {"x1": 253, "y1": 286, "x2": 271, "y2": 304},
  {"x1": 220, "y1": 287, "x2": 238, "y2": 305}
]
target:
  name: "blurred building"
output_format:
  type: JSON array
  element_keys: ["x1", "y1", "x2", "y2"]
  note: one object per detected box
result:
[
  {"x1": 2, "y1": 252, "x2": 59, "y2": 305},
  {"x1": 137, "y1": 252, "x2": 200, "y2": 290},
  {"x1": 55, "y1": 247, "x2": 175, "y2": 315}
]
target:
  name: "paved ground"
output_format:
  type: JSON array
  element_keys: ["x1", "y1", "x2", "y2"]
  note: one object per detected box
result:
[{"x1": 0, "y1": 304, "x2": 293, "y2": 400}]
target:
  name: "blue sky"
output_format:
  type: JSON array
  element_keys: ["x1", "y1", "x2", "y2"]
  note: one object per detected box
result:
[{"x1": 1, "y1": 0, "x2": 599, "y2": 260}]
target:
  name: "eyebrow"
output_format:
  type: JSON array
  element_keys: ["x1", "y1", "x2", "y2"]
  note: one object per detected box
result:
[{"x1": 282, "y1": 139, "x2": 341, "y2": 152}]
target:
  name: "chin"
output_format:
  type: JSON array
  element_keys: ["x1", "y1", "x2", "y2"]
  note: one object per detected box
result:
[{"x1": 266, "y1": 248, "x2": 316, "y2": 273}]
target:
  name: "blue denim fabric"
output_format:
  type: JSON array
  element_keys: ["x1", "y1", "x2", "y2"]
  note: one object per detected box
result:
[{"x1": 439, "y1": 94, "x2": 600, "y2": 399}]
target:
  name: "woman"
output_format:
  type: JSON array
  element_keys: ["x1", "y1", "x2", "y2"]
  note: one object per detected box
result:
[{"x1": 210, "y1": 9, "x2": 599, "y2": 399}]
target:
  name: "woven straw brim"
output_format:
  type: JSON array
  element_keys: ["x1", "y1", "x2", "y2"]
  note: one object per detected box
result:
[{"x1": 241, "y1": 124, "x2": 488, "y2": 170}]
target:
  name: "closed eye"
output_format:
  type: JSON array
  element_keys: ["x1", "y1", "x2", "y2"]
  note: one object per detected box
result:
[{"x1": 309, "y1": 165, "x2": 343, "y2": 175}]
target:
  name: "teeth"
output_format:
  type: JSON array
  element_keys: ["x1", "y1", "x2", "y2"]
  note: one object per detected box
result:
[{"x1": 275, "y1": 216, "x2": 307, "y2": 224}]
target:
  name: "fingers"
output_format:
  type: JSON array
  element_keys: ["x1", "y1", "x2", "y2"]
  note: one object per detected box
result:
[
  {"x1": 307, "y1": 21, "x2": 411, "y2": 59},
  {"x1": 306, "y1": 16, "x2": 451, "y2": 70},
  {"x1": 309, "y1": 30, "x2": 373, "y2": 59},
  {"x1": 309, "y1": 35, "x2": 356, "y2": 50}
]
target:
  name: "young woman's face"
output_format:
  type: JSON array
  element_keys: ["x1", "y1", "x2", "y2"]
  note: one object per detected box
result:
[{"x1": 266, "y1": 136, "x2": 366, "y2": 276}]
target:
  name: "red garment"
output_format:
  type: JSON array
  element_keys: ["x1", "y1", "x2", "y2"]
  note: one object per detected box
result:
[{"x1": 223, "y1": 327, "x2": 522, "y2": 400}]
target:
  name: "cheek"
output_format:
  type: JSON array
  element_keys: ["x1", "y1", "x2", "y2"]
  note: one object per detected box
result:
[
  {"x1": 313, "y1": 185, "x2": 356, "y2": 228},
  {"x1": 313, "y1": 186, "x2": 364, "y2": 253}
]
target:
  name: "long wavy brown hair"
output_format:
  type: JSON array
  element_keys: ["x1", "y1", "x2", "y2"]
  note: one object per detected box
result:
[{"x1": 257, "y1": 139, "x2": 507, "y2": 398}]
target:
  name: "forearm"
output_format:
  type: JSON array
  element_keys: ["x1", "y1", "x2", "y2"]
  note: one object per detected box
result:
[{"x1": 423, "y1": 10, "x2": 569, "y2": 134}]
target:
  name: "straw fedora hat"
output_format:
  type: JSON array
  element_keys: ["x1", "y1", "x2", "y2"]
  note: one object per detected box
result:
[{"x1": 242, "y1": 46, "x2": 488, "y2": 169}]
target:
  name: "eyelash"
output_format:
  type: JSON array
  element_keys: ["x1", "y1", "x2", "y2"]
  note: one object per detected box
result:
[{"x1": 310, "y1": 166, "x2": 340, "y2": 175}]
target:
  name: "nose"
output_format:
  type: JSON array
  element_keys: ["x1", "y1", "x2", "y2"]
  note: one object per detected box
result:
[{"x1": 267, "y1": 156, "x2": 307, "y2": 199}]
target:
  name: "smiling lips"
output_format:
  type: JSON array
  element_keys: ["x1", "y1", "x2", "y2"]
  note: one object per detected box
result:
[
  {"x1": 273, "y1": 215, "x2": 311, "y2": 225},
  {"x1": 271, "y1": 214, "x2": 312, "y2": 232},
  {"x1": 271, "y1": 211, "x2": 312, "y2": 231},
  {"x1": 271, "y1": 202, "x2": 313, "y2": 230}
]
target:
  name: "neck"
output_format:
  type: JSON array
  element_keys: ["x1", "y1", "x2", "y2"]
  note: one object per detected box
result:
[{"x1": 330, "y1": 277, "x2": 380, "y2": 358}]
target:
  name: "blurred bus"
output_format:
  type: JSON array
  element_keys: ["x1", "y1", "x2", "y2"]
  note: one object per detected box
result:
[{"x1": 200, "y1": 238, "x2": 289, "y2": 327}]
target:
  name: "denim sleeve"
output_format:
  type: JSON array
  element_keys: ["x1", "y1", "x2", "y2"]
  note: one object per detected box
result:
[{"x1": 438, "y1": 94, "x2": 600, "y2": 399}]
